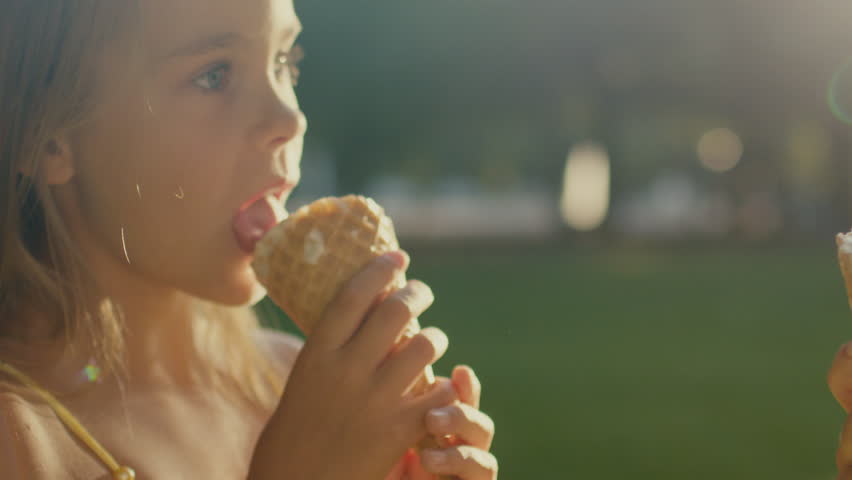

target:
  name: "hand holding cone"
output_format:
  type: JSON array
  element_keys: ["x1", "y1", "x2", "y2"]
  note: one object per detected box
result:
[{"x1": 252, "y1": 195, "x2": 452, "y2": 478}]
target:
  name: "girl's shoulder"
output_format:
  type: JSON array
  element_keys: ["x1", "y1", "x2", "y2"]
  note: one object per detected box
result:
[{"x1": 0, "y1": 390, "x2": 66, "y2": 479}]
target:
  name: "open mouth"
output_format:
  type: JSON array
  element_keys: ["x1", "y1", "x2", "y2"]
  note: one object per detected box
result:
[{"x1": 232, "y1": 182, "x2": 294, "y2": 254}]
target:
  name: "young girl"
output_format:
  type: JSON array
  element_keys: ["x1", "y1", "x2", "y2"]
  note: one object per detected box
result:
[{"x1": 0, "y1": 1, "x2": 497, "y2": 479}]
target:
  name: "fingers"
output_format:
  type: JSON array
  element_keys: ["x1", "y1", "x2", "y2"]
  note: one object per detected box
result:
[
  {"x1": 377, "y1": 327, "x2": 449, "y2": 395},
  {"x1": 452, "y1": 365, "x2": 482, "y2": 409},
  {"x1": 420, "y1": 445, "x2": 498, "y2": 480},
  {"x1": 312, "y1": 251, "x2": 409, "y2": 349},
  {"x1": 426, "y1": 403, "x2": 495, "y2": 450},
  {"x1": 407, "y1": 377, "x2": 458, "y2": 418},
  {"x1": 829, "y1": 342, "x2": 852, "y2": 413},
  {"x1": 348, "y1": 279, "x2": 435, "y2": 366}
]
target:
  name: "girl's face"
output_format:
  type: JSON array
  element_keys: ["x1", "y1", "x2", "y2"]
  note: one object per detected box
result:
[{"x1": 58, "y1": 0, "x2": 306, "y2": 306}]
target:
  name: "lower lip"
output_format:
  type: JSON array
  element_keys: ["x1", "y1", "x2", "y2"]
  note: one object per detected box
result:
[{"x1": 232, "y1": 195, "x2": 289, "y2": 255}]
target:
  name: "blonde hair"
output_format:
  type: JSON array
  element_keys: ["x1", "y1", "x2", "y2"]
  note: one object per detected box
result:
[{"x1": 0, "y1": 0, "x2": 284, "y2": 409}]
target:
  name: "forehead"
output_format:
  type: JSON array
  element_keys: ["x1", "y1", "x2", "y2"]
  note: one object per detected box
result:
[{"x1": 140, "y1": 0, "x2": 299, "y2": 57}]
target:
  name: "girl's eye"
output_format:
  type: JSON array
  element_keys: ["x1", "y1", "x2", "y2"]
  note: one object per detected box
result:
[
  {"x1": 274, "y1": 43, "x2": 305, "y2": 86},
  {"x1": 193, "y1": 63, "x2": 231, "y2": 92}
]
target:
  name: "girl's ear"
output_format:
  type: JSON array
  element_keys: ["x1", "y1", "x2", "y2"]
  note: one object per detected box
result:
[
  {"x1": 43, "y1": 138, "x2": 76, "y2": 185},
  {"x1": 20, "y1": 135, "x2": 76, "y2": 185}
]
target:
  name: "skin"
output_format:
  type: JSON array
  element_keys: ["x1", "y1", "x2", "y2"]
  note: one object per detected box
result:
[
  {"x1": 251, "y1": 253, "x2": 497, "y2": 479},
  {"x1": 0, "y1": 0, "x2": 497, "y2": 478}
]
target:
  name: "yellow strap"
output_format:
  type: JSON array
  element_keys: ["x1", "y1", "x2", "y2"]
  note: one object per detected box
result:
[{"x1": 0, "y1": 360, "x2": 135, "y2": 479}]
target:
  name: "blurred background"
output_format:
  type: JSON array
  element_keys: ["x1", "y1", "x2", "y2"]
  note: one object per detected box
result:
[{"x1": 254, "y1": 1, "x2": 852, "y2": 478}]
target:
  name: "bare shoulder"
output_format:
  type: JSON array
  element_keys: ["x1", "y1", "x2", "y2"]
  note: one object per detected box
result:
[
  {"x1": 0, "y1": 391, "x2": 61, "y2": 479},
  {"x1": 252, "y1": 328, "x2": 304, "y2": 378}
]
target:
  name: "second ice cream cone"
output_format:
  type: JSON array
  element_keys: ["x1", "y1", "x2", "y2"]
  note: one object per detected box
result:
[{"x1": 838, "y1": 230, "x2": 852, "y2": 311}]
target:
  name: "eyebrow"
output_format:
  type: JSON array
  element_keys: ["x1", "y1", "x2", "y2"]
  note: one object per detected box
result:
[{"x1": 158, "y1": 22, "x2": 303, "y2": 63}]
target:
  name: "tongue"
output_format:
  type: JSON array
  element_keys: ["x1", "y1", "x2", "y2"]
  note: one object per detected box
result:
[{"x1": 232, "y1": 195, "x2": 282, "y2": 254}]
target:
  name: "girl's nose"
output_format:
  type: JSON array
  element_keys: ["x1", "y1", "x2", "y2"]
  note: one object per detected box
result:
[{"x1": 254, "y1": 93, "x2": 308, "y2": 152}]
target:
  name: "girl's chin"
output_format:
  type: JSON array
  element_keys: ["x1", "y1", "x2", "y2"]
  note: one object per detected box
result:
[
  {"x1": 202, "y1": 281, "x2": 266, "y2": 307},
  {"x1": 247, "y1": 282, "x2": 269, "y2": 306},
  {"x1": 201, "y1": 266, "x2": 268, "y2": 307}
]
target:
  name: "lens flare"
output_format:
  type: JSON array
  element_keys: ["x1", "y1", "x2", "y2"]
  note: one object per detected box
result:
[
  {"x1": 828, "y1": 57, "x2": 852, "y2": 125},
  {"x1": 79, "y1": 358, "x2": 102, "y2": 383}
]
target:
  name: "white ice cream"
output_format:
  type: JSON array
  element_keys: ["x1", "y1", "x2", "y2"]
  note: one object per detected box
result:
[
  {"x1": 304, "y1": 227, "x2": 326, "y2": 264},
  {"x1": 841, "y1": 232, "x2": 852, "y2": 255}
]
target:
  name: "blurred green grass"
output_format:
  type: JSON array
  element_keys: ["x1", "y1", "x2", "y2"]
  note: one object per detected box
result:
[{"x1": 256, "y1": 246, "x2": 850, "y2": 479}]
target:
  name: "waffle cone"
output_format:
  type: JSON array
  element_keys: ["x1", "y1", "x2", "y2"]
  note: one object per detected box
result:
[
  {"x1": 252, "y1": 195, "x2": 450, "y2": 471},
  {"x1": 253, "y1": 195, "x2": 403, "y2": 333},
  {"x1": 838, "y1": 230, "x2": 852, "y2": 311}
]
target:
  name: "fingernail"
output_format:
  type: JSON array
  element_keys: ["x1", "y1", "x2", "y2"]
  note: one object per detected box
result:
[
  {"x1": 423, "y1": 449, "x2": 447, "y2": 467},
  {"x1": 428, "y1": 407, "x2": 452, "y2": 429},
  {"x1": 410, "y1": 279, "x2": 434, "y2": 299},
  {"x1": 431, "y1": 329, "x2": 449, "y2": 356},
  {"x1": 845, "y1": 343, "x2": 852, "y2": 358},
  {"x1": 381, "y1": 251, "x2": 407, "y2": 268},
  {"x1": 407, "y1": 280, "x2": 434, "y2": 310}
]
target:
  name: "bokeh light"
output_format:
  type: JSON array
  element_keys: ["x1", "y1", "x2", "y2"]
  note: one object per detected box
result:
[
  {"x1": 560, "y1": 142, "x2": 611, "y2": 231},
  {"x1": 696, "y1": 128, "x2": 744, "y2": 173}
]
